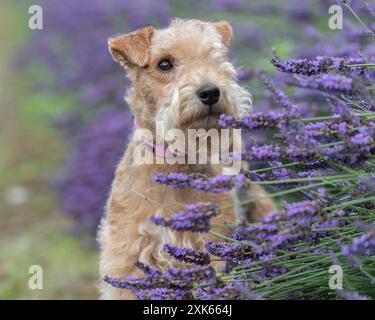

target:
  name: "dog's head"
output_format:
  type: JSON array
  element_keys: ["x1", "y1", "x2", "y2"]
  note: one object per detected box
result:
[{"x1": 108, "y1": 19, "x2": 252, "y2": 134}]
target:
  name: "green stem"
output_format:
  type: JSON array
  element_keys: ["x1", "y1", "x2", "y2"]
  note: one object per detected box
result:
[
  {"x1": 248, "y1": 161, "x2": 300, "y2": 173},
  {"x1": 220, "y1": 177, "x2": 360, "y2": 211},
  {"x1": 301, "y1": 112, "x2": 375, "y2": 122},
  {"x1": 208, "y1": 230, "x2": 256, "y2": 247},
  {"x1": 324, "y1": 195, "x2": 375, "y2": 212},
  {"x1": 247, "y1": 173, "x2": 357, "y2": 185},
  {"x1": 131, "y1": 187, "x2": 174, "y2": 213},
  {"x1": 346, "y1": 63, "x2": 375, "y2": 68}
]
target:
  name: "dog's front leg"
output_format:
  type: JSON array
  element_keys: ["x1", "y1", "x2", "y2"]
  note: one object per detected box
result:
[{"x1": 98, "y1": 208, "x2": 141, "y2": 300}]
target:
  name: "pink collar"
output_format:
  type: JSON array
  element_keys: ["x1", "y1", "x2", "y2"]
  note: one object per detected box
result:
[{"x1": 134, "y1": 118, "x2": 181, "y2": 159}]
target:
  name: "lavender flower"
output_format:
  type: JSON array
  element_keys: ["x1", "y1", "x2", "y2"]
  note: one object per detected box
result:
[
  {"x1": 304, "y1": 122, "x2": 331, "y2": 138},
  {"x1": 341, "y1": 224, "x2": 375, "y2": 257},
  {"x1": 336, "y1": 289, "x2": 370, "y2": 300},
  {"x1": 153, "y1": 172, "x2": 206, "y2": 188},
  {"x1": 350, "y1": 127, "x2": 375, "y2": 152},
  {"x1": 296, "y1": 74, "x2": 353, "y2": 93},
  {"x1": 137, "y1": 287, "x2": 192, "y2": 300},
  {"x1": 150, "y1": 203, "x2": 218, "y2": 232},
  {"x1": 195, "y1": 282, "x2": 264, "y2": 300},
  {"x1": 219, "y1": 112, "x2": 285, "y2": 130},
  {"x1": 264, "y1": 200, "x2": 321, "y2": 224},
  {"x1": 104, "y1": 273, "x2": 163, "y2": 291},
  {"x1": 165, "y1": 265, "x2": 216, "y2": 282},
  {"x1": 163, "y1": 244, "x2": 210, "y2": 265},
  {"x1": 154, "y1": 172, "x2": 235, "y2": 193},
  {"x1": 244, "y1": 145, "x2": 283, "y2": 161},
  {"x1": 105, "y1": 262, "x2": 215, "y2": 299},
  {"x1": 191, "y1": 175, "x2": 234, "y2": 193},
  {"x1": 271, "y1": 56, "x2": 366, "y2": 76},
  {"x1": 259, "y1": 72, "x2": 294, "y2": 108},
  {"x1": 358, "y1": 174, "x2": 375, "y2": 192},
  {"x1": 205, "y1": 241, "x2": 249, "y2": 263}
]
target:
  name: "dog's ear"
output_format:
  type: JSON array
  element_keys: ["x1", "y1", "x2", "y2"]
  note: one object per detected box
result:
[
  {"x1": 108, "y1": 25, "x2": 155, "y2": 68},
  {"x1": 212, "y1": 20, "x2": 233, "y2": 47}
]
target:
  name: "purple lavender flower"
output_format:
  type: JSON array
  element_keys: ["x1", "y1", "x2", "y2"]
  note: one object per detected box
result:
[
  {"x1": 210, "y1": 200, "x2": 322, "y2": 258},
  {"x1": 341, "y1": 224, "x2": 375, "y2": 257},
  {"x1": 336, "y1": 289, "x2": 370, "y2": 300},
  {"x1": 244, "y1": 145, "x2": 283, "y2": 161},
  {"x1": 205, "y1": 241, "x2": 249, "y2": 263},
  {"x1": 350, "y1": 127, "x2": 375, "y2": 152},
  {"x1": 150, "y1": 203, "x2": 218, "y2": 232},
  {"x1": 163, "y1": 244, "x2": 210, "y2": 266},
  {"x1": 259, "y1": 72, "x2": 294, "y2": 108},
  {"x1": 165, "y1": 265, "x2": 216, "y2": 283},
  {"x1": 137, "y1": 287, "x2": 192, "y2": 300},
  {"x1": 253, "y1": 226, "x2": 309, "y2": 255},
  {"x1": 357, "y1": 99, "x2": 375, "y2": 112},
  {"x1": 134, "y1": 262, "x2": 162, "y2": 278},
  {"x1": 235, "y1": 201, "x2": 324, "y2": 255},
  {"x1": 330, "y1": 121, "x2": 350, "y2": 134},
  {"x1": 264, "y1": 200, "x2": 321, "y2": 224},
  {"x1": 358, "y1": 174, "x2": 375, "y2": 192},
  {"x1": 105, "y1": 262, "x2": 215, "y2": 299},
  {"x1": 153, "y1": 172, "x2": 206, "y2": 188},
  {"x1": 272, "y1": 56, "x2": 333, "y2": 75},
  {"x1": 104, "y1": 273, "x2": 163, "y2": 291},
  {"x1": 154, "y1": 172, "x2": 235, "y2": 193},
  {"x1": 195, "y1": 282, "x2": 264, "y2": 300},
  {"x1": 219, "y1": 111, "x2": 285, "y2": 130},
  {"x1": 296, "y1": 74, "x2": 353, "y2": 93},
  {"x1": 304, "y1": 122, "x2": 330, "y2": 138},
  {"x1": 231, "y1": 224, "x2": 278, "y2": 243},
  {"x1": 271, "y1": 56, "x2": 367, "y2": 76},
  {"x1": 191, "y1": 175, "x2": 234, "y2": 193}
]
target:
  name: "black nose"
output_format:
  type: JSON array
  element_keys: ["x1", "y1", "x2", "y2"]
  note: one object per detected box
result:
[{"x1": 197, "y1": 84, "x2": 220, "y2": 105}]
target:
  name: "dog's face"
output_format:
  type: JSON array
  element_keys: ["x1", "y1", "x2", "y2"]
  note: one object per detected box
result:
[{"x1": 109, "y1": 19, "x2": 252, "y2": 133}]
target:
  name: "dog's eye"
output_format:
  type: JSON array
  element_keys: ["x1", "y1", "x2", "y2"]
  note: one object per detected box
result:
[{"x1": 157, "y1": 59, "x2": 173, "y2": 71}]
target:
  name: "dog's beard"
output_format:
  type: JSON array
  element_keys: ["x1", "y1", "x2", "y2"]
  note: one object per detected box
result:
[{"x1": 155, "y1": 81, "x2": 252, "y2": 134}]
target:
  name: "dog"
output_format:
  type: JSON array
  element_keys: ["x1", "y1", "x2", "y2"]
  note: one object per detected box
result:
[{"x1": 98, "y1": 18, "x2": 276, "y2": 299}]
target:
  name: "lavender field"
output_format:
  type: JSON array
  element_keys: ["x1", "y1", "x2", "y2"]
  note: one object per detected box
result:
[{"x1": 1, "y1": 0, "x2": 374, "y2": 299}]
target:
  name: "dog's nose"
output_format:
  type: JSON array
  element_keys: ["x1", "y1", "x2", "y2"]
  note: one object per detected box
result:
[{"x1": 197, "y1": 84, "x2": 220, "y2": 105}]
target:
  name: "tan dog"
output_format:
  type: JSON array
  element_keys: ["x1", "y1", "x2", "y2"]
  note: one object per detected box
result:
[{"x1": 98, "y1": 19, "x2": 275, "y2": 299}]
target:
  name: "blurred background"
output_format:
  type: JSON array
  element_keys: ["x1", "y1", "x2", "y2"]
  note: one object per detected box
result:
[{"x1": 0, "y1": 0, "x2": 373, "y2": 299}]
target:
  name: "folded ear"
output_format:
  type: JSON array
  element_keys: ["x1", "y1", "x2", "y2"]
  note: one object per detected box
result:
[
  {"x1": 108, "y1": 25, "x2": 155, "y2": 68},
  {"x1": 212, "y1": 20, "x2": 233, "y2": 47}
]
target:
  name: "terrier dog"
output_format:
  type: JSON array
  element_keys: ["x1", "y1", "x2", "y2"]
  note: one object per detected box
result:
[{"x1": 98, "y1": 19, "x2": 275, "y2": 299}]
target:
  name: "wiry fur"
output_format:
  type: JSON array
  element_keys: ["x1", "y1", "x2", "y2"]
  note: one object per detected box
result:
[{"x1": 98, "y1": 19, "x2": 275, "y2": 299}]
